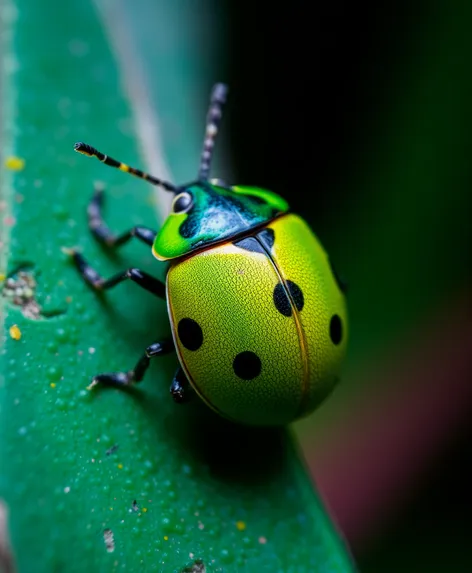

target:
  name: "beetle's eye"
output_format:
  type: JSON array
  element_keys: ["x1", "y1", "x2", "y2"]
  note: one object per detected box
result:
[{"x1": 172, "y1": 192, "x2": 193, "y2": 213}]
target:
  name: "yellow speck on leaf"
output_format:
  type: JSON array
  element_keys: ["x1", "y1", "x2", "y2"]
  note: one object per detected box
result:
[
  {"x1": 236, "y1": 521, "x2": 246, "y2": 531},
  {"x1": 9, "y1": 324, "x2": 21, "y2": 340},
  {"x1": 109, "y1": 507, "x2": 113, "y2": 511},
  {"x1": 0, "y1": 273, "x2": 6, "y2": 282},
  {"x1": 142, "y1": 507, "x2": 148, "y2": 513},
  {"x1": 163, "y1": 536, "x2": 168, "y2": 541},
  {"x1": 5, "y1": 156, "x2": 25, "y2": 171},
  {"x1": 117, "y1": 463, "x2": 123, "y2": 469},
  {"x1": 50, "y1": 383, "x2": 56, "y2": 388}
]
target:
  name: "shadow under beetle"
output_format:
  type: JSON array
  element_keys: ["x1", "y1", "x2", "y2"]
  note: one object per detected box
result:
[{"x1": 66, "y1": 83, "x2": 348, "y2": 426}]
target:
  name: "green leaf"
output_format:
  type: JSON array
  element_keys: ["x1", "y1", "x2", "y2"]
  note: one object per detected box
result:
[{"x1": 0, "y1": 1, "x2": 355, "y2": 571}]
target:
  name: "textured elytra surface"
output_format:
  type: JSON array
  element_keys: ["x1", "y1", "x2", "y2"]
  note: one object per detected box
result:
[
  {"x1": 168, "y1": 215, "x2": 348, "y2": 426},
  {"x1": 267, "y1": 215, "x2": 349, "y2": 413},
  {"x1": 168, "y1": 240, "x2": 305, "y2": 426},
  {"x1": 0, "y1": 0, "x2": 354, "y2": 571}
]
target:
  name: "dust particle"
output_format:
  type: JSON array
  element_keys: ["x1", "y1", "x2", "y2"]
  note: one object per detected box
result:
[
  {"x1": 4, "y1": 156, "x2": 25, "y2": 171},
  {"x1": 9, "y1": 324, "x2": 21, "y2": 340},
  {"x1": 103, "y1": 529, "x2": 115, "y2": 553}
]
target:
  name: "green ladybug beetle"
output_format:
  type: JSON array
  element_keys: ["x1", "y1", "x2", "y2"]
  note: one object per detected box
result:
[{"x1": 66, "y1": 83, "x2": 348, "y2": 426}]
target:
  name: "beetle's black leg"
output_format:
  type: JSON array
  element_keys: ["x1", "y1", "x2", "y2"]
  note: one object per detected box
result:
[
  {"x1": 170, "y1": 366, "x2": 193, "y2": 404},
  {"x1": 88, "y1": 340, "x2": 174, "y2": 390},
  {"x1": 88, "y1": 183, "x2": 157, "y2": 248},
  {"x1": 64, "y1": 249, "x2": 165, "y2": 298}
]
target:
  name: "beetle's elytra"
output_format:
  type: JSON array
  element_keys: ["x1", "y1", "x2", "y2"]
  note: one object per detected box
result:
[{"x1": 66, "y1": 83, "x2": 348, "y2": 426}]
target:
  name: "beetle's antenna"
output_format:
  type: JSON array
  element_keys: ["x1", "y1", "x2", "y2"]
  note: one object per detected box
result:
[
  {"x1": 74, "y1": 142, "x2": 177, "y2": 192},
  {"x1": 198, "y1": 83, "x2": 228, "y2": 181}
]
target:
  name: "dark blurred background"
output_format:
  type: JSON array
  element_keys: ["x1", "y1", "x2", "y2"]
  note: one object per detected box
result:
[{"x1": 223, "y1": 0, "x2": 472, "y2": 571}]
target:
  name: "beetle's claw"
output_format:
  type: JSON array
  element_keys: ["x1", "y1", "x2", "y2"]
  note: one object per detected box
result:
[
  {"x1": 61, "y1": 246, "x2": 77, "y2": 257},
  {"x1": 87, "y1": 372, "x2": 134, "y2": 390},
  {"x1": 86, "y1": 378, "x2": 100, "y2": 391}
]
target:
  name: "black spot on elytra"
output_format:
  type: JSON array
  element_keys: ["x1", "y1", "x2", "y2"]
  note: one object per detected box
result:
[
  {"x1": 178, "y1": 318, "x2": 203, "y2": 351},
  {"x1": 257, "y1": 228, "x2": 275, "y2": 251},
  {"x1": 234, "y1": 237, "x2": 265, "y2": 254},
  {"x1": 330, "y1": 314, "x2": 343, "y2": 345},
  {"x1": 273, "y1": 283, "x2": 292, "y2": 316},
  {"x1": 286, "y1": 280, "x2": 304, "y2": 312},
  {"x1": 233, "y1": 351, "x2": 262, "y2": 380},
  {"x1": 329, "y1": 258, "x2": 348, "y2": 294},
  {"x1": 273, "y1": 280, "x2": 304, "y2": 316}
]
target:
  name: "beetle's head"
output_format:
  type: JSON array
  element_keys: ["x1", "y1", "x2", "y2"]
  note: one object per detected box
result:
[
  {"x1": 152, "y1": 83, "x2": 288, "y2": 260},
  {"x1": 74, "y1": 83, "x2": 289, "y2": 261},
  {"x1": 152, "y1": 180, "x2": 288, "y2": 260}
]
